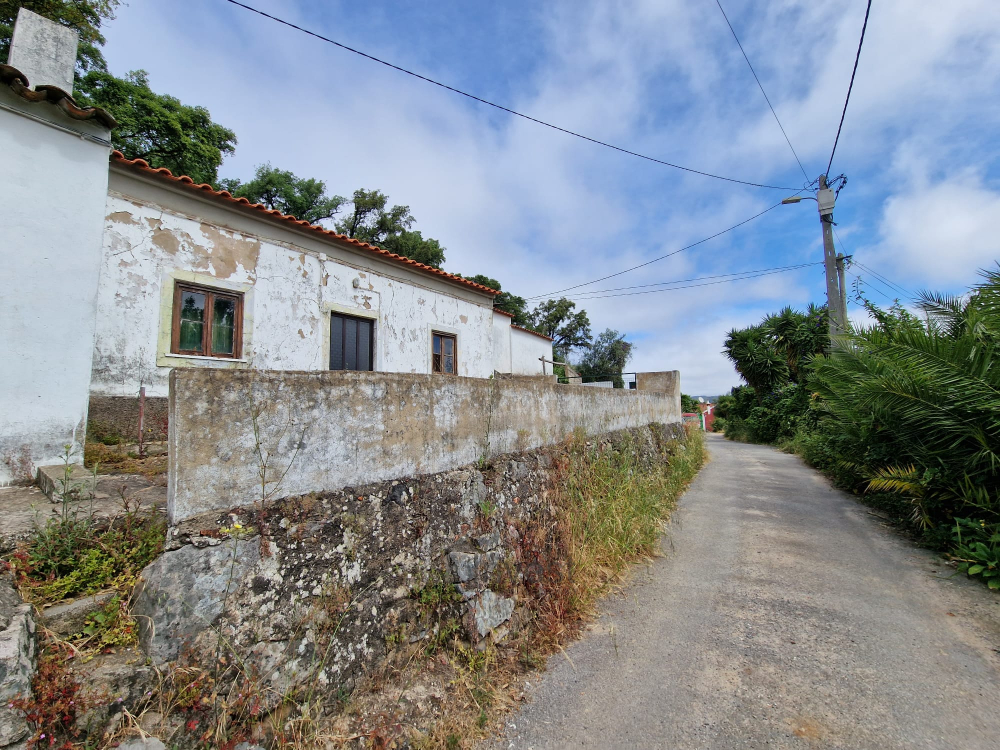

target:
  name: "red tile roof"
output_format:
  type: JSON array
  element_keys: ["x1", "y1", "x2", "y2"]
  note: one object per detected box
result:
[
  {"x1": 511, "y1": 323, "x2": 554, "y2": 342},
  {"x1": 1, "y1": 64, "x2": 117, "y2": 128},
  {"x1": 109, "y1": 151, "x2": 500, "y2": 297}
]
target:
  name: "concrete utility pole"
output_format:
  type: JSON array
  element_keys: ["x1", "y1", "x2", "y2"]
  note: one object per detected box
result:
[{"x1": 816, "y1": 175, "x2": 845, "y2": 343}]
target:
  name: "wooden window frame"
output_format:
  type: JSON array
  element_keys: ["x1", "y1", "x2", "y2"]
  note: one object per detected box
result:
[
  {"x1": 431, "y1": 331, "x2": 458, "y2": 375},
  {"x1": 170, "y1": 282, "x2": 244, "y2": 359},
  {"x1": 329, "y1": 312, "x2": 375, "y2": 372}
]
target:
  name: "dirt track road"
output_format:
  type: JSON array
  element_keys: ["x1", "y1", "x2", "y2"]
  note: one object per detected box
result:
[{"x1": 496, "y1": 433, "x2": 1000, "y2": 749}]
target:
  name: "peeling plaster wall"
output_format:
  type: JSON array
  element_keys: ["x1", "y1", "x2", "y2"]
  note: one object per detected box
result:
[
  {"x1": 510, "y1": 328, "x2": 552, "y2": 376},
  {"x1": 0, "y1": 87, "x2": 111, "y2": 481},
  {"x1": 91, "y1": 182, "x2": 496, "y2": 398},
  {"x1": 168, "y1": 369, "x2": 682, "y2": 523}
]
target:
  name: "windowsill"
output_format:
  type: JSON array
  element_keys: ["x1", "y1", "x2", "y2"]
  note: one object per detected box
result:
[{"x1": 162, "y1": 353, "x2": 248, "y2": 363}]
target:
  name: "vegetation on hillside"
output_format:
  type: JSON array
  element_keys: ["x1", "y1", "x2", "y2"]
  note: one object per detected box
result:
[{"x1": 719, "y1": 268, "x2": 1000, "y2": 591}]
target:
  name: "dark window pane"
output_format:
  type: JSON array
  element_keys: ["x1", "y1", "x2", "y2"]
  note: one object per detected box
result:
[
  {"x1": 345, "y1": 318, "x2": 358, "y2": 370},
  {"x1": 178, "y1": 290, "x2": 205, "y2": 351},
  {"x1": 358, "y1": 319, "x2": 372, "y2": 371},
  {"x1": 212, "y1": 296, "x2": 236, "y2": 355},
  {"x1": 330, "y1": 314, "x2": 344, "y2": 370}
]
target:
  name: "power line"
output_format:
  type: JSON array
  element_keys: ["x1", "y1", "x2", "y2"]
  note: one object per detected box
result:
[
  {"x1": 221, "y1": 0, "x2": 801, "y2": 191},
  {"x1": 713, "y1": 0, "x2": 810, "y2": 182},
  {"x1": 826, "y1": 0, "x2": 872, "y2": 176},
  {"x1": 563, "y1": 263, "x2": 820, "y2": 301},
  {"x1": 532, "y1": 261, "x2": 819, "y2": 299},
  {"x1": 527, "y1": 197, "x2": 796, "y2": 299},
  {"x1": 831, "y1": 226, "x2": 913, "y2": 298}
]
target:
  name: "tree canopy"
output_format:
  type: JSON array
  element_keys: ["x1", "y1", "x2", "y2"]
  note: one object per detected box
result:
[
  {"x1": 463, "y1": 274, "x2": 530, "y2": 326},
  {"x1": 1, "y1": 0, "x2": 119, "y2": 77},
  {"x1": 76, "y1": 70, "x2": 237, "y2": 185},
  {"x1": 218, "y1": 164, "x2": 345, "y2": 225},
  {"x1": 576, "y1": 328, "x2": 634, "y2": 388},
  {"x1": 528, "y1": 298, "x2": 592, "y2": 356}
]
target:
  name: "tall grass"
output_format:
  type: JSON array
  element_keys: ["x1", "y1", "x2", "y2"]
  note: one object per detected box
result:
[{"x1": 559, "y1": 427, "x2": 705, "y2": 616}]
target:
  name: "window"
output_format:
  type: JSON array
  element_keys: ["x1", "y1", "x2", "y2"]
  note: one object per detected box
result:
[
  {"x1": 432, "y1": 332, "x2": 457, "y2": 374},
  {"x1": 171, "y1": 283, "x2": 242, "y2": 358},
  {"x1": 330, "y1": 313, "x2": 374, "y2": 371}
]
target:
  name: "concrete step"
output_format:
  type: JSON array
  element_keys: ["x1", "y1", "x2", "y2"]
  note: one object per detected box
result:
[{"x1": 36, "y1": 463, "x2": 96, "y2": 503}]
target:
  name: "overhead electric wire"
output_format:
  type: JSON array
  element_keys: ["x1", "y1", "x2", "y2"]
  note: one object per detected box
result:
[
  {"x1": 561, "y1": 262, "x2": 821, "y2": 301},
  {"x1": 713, "y1": 0, "x2": 810, "y2": 182},
  {"x1": 221, "y1": 0, "x2": 801, "y2": 191},
  {"x1": 826, "y1": 0, "x2": 872, "y2": 176},
  {"x1": 527, "y1": 197, "x2": 798, "y2": 299},
  {"x1": 530, "y1": 261, "x2": 818, "y2": 299}
]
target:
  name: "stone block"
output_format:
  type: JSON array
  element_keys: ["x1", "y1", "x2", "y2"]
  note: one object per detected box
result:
[
  {"x1": 39, "y1": 590, "x2": 116, "y2": 637},
  {"x1": 0, "y1": 578, "x2": 35, "y2": 748},
  {"x1": 133, "y1": 539, "x2": 260, "y2": 664}
]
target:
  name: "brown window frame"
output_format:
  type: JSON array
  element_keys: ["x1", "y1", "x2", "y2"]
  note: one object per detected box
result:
[
  {"x1": 431, "y1": 331, "x2": 457, "y2": 375},
  {"x1": 170, "y1": 282, "x2": 244, "y2": 359}
]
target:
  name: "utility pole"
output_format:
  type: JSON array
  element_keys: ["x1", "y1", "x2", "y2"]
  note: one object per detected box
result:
[{"x1": 816, "y1": 175, "x2": 845, "y2": 344}]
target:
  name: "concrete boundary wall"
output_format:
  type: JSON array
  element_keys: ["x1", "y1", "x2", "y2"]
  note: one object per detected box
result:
[{"x1": 168, "y1": 370, "x2": 681, "y2": 523}]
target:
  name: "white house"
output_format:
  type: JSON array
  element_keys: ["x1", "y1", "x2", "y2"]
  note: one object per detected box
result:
[{"x1": 0, "y1": 10, "x2": 553, "y2": 482}]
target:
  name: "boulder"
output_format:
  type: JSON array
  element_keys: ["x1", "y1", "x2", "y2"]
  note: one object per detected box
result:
[
  {"x1": 133, "y1": 539, "x2": 260, "y2": 663},
  {"x1": 0, "y1": 577, "x2": 35, "y2": 748}
]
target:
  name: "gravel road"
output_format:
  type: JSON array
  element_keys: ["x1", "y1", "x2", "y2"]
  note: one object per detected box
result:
[{"x1": 495, "y1": 434, "x2": 1000, "y2": 749}]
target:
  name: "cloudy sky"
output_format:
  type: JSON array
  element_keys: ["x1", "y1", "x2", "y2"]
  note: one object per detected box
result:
[{"x1": 99, "y1": 0, "x2": 1000, "y2": 395}]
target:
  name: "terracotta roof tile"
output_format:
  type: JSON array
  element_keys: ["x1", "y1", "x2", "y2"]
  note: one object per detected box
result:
[
  {"x1": 109, "y1": 151, "x2": 499, "y2": 297},
  {"x1": 511, "y1": 323, "x2": 554, "y2": 341},
  {"x1": 0, "y1": 64, "x2": 117, "y2": 128}
]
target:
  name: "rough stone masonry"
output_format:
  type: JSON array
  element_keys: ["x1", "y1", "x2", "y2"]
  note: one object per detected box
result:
[{"x1": 134, "y1": 423, "x2": 684, "y2": 705}]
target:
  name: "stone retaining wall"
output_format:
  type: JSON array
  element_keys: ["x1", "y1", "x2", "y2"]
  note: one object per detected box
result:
[{"x1": 135, "y1": 423, "x2": 685, "y2": 705}]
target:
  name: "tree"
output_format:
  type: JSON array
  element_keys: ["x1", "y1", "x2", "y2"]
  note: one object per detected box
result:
[
  {"x1": 464, "y1": 274, "x2": 530, "y2": 326},
  {"x1": 381, "y1": 230, "x2": 446, "y2": 268},
  {"x1": 334, "y1": 189, "x2": 449, "y2": 268},
  {"x1": 335, "y1": 189, "x2": 414, "y2": 244},
  {"x1": 1, "y1": 0, "x2": 119, "y2": 78},
  {"x1": 76, "y1": 70, "x2": 237, "y2": 185},
  {"x1": 218, "y1": 164, "x2": 345, "y2": 225},
  {"x1": 576, "y1": 329, "x2": 634, "y2": 388},
  {"x1": 529, "y1": 298, "x2": 592, "y2": 356}
]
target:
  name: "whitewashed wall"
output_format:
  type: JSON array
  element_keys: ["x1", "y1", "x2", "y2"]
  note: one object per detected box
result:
[
  {"x1": 91, "y1": 171, "x2": 496, "y2": 397},
  {"x1": 510, "y1": 326, "x2": 552, "y2": 376},
  {"x1": 0, "y1": 87, "x2": 112, "y2": 481},
  {"x1": 491, "y1": 312, "x2": 513, "y2": 373}
]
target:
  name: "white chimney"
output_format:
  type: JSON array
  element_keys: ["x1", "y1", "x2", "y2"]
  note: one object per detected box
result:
[{"x1": 7, "y1": 7, "x2": 79, "y2": 93}]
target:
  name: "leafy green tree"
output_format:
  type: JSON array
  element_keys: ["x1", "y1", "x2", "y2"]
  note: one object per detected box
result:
[
  {"x1": 381, "y1": 230, "x2": 445, "y2": 268},
  {"x1": 529, "y1": 298, "x2": 592, "y2": 356},
  {"x1": 576, "y1": 329, "x2": 633, "y2": 388},
  {"x1": 76, "y1": 70, "x2": 237, "y2": 185},
  {"x1": 464, "y1": 274, "x2": 530, "y2": 325},
  {"x1": 218, "y1": 164, "x2": 345, "y2": 225},
  {"x1": 335, "y1": 189, "x2": 414, "y2": 244},
  {"x1": 1, "y1": 0, "x2": 119, "y2": 78},
  {"x1": 334, "y1": 189, "x2": 447, "y2": 268}
]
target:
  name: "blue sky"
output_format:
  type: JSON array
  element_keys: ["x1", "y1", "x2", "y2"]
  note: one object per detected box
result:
[{"x1": 99, "y1": 0, "x2": 1000, "y2": 394}]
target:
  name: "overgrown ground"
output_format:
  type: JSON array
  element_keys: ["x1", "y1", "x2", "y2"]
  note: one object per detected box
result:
[{"x1": 3, "y1": 426, "x2": 705, "y2": 749}]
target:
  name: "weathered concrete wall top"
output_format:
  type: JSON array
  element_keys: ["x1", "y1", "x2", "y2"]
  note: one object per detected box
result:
[{"x1": 168, "y1": 369, "x2": 681, "y2": 523}]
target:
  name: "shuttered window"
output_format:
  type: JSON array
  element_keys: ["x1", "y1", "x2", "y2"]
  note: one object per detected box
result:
[{"x1": 330, "y1": 313, "x2": 374, "y2": 371}]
